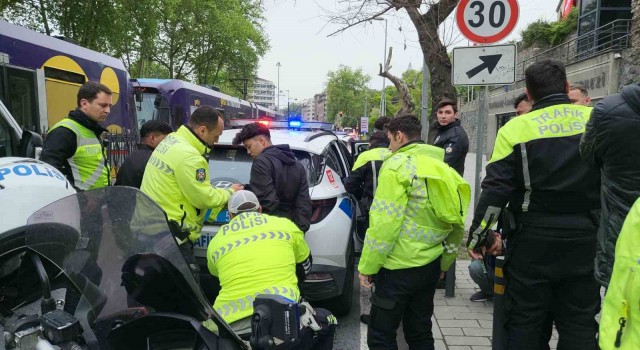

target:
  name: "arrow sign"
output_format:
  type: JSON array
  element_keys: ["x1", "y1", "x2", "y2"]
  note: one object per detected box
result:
[
  {"x1": 466, "y1": 54, "x2": 502, "y2": 78},
  {"x1": 452, "y1": 44, "x2": 516, "y2": 86}
]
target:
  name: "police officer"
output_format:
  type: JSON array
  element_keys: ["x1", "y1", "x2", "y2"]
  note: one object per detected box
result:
[
  {"x1": 359, "y1": 115, "x2": 470, "y2": 349},
  {"x1": 467, "y1": 59, "x2": 601, "y2": 349},
  {"x1": 41, "y1": 81, "x2": 112, "y2": 191},
  {"x1": 345, "y1": 131, "x2": 390, "y2": 230},
  {"x1": 207, "y1": 190, "x2": 336, "y2": 349},
  {"x1": 599, "y1": 198, "x2": 640, "y2": 349},
  {"x1": 433, "y1": 99, "x2": 469, "y2": 176},
  {"x1": 141, "y1": 105, "x2": 243, "y2": 280}
]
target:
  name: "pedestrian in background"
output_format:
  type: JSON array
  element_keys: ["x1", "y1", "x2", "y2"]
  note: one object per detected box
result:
[
  {"x1": 433, "y1": 99, "x2": 469, "y2": 176},
  {"x1": 569, "y1": 84, "x2": 591, "y2": 106},
  {"x1": 115, "y1": 120, "x2": 172, "y2": 188}
]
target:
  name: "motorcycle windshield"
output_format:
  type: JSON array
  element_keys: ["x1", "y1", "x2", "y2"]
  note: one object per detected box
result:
[{"x1": 24, "y1": 187, "x2": 238, "y2": 347}]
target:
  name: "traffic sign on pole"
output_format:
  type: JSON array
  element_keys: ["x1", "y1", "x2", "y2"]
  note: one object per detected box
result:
[
  {"x1": 456, "y1": 0, "x2": 520, "y2": 44},
  {"x1": 452, "y1": 44, "x2": 516, "y2": 86},
  {"x1": 360, "y1": 116, "x2": 369, "y2": 134}
]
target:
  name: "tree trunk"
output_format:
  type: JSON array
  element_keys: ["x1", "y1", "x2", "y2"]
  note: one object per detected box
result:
[
  {"x1": 379, "y1": 47, "x2": 416, "y2": 117},
  {"x1": 630, "y1": 0, "x2": 640, "y2": 70},
  {"x1": 404, "y1": 0, "x2": 458, "y2": 143},
  {"x1": 35, "y1": 0, "x2": 50, "y2": 35}
]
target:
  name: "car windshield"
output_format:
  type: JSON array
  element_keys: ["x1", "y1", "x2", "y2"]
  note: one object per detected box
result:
[
  {"x1": 208, "y1": 146, "x2": 323, "y2": 186},
  {"x1": 24, "y1": 187, "x2": 245, "y2": 348}
]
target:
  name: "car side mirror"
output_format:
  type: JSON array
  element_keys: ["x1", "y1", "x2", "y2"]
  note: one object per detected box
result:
[
  {"x1": 19, "y1": 130, "x2": 43, "y2": 158},
  {"x1": 134, "y1": 91, "x2": 143, "y2": 103}
]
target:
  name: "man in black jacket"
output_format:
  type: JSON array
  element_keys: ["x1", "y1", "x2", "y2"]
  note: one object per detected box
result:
[
  {"x1": 433, "y1": 99, "x2": 469, "y2": 175},
  {"x1": 580, "y1": 83, "x2": 640, "y2": 287},
  {"x1": 115, "y1": 120, "x2": 172, "y2": 188},
  {"x1": 232, "y1": 122, "x2": 312, "y2": 232}
]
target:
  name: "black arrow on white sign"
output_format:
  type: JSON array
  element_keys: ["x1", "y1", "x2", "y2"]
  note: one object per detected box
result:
[{"x1": 466, "y1": 54, "x2": 503, "y2": 79}]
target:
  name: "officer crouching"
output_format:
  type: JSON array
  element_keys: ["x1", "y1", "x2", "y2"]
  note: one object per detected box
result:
[{"x1": 207, "y1": 190, "x2": 336, "y2": 349}]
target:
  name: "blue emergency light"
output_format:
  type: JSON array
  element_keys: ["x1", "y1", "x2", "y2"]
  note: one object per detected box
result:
[{"x1": 288, "y1": 120, "x2": 302, "y2": 128}]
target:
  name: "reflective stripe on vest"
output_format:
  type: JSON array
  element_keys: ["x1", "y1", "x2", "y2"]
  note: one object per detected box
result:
[
  {"x1": 51, "y1": 119, "x2": 109, "y2": 190},
  {"x1": 215, "y1": 286, "x2": 298, "y2": 317}
]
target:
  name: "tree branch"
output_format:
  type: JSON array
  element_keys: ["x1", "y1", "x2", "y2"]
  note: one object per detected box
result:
[{"x1": 326, "y1": 5, "x2": 394, "y2": 37}]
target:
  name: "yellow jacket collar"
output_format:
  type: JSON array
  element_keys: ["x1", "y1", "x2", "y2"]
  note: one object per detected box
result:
[{"x1": 176, "y1": 125, "x2": 209, "y2": 155}]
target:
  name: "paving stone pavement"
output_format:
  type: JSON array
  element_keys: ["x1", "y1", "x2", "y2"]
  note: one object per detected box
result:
[{"x1": 427, "y1": 263, "x2": 561, "y2": 350}]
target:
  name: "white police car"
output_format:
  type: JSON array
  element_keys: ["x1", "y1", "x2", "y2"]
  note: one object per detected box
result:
[{"x1": 194, "y1": 121, "x2": 357, "y2": 315}]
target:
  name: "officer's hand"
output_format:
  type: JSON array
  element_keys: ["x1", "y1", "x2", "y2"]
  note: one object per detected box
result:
[
  {"x1": 467, "y1": 248, "x2": 483, "y2": 260},
  {"x1": 359, "y1": 273, "x2": 373, "y2": 288},
  {"x1": 440, "y1": 271, "x2": 446, "y2": 280},
  {"x1": 230, "y1": 183, "x2": 244, "y2": 192}
]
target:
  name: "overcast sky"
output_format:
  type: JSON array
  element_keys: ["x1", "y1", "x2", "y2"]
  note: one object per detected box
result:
[{"x1": 256, "y1": 0, "x2": 560, "y2": 109}]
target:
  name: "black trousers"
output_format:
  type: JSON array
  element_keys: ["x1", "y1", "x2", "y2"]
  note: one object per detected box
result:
[
  {"x1": 367, "y1": 258, "x2": 441, "y2": 350},
  {"x1": 504, "y1": 224, "x2": 600, "y2": 350}
]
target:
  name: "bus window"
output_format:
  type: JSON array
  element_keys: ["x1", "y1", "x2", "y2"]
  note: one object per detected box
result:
[
  {"x1": 136, "y1": 92, "x2": 161, "y2": 130},
  {"x1": 0, "y1": 111, "x2": 15, "y2": 157},
  {"x1": 6, "y1": 67, "x2": 38, "y2": 131}
]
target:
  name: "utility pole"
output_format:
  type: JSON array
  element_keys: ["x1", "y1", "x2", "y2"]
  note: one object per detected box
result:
[
  {"x1": 276, "y1": 62, "x2": 281, "y2": 111},
  {"x1": 381, "y1": 18, "x2": 387, "y2": 115},
  {"x1": 421, "y1": 60, "x2": 430, "y2": 141}
]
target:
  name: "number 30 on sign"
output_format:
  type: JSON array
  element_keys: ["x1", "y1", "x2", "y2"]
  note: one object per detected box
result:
[{"x1": 456, "y1": 0, "x2": 520, "y2": 44}]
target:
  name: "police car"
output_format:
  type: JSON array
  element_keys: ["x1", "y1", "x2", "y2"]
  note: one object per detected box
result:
[{"x1": 194, "y1": 120, "x2": 357, "y2": 315}]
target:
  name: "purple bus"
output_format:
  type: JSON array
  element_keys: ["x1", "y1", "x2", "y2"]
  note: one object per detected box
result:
[
  {"x1": 131, "y1": 78, "x2": 283, "y2": 130},
  {"x1": 0, "y1": 20, "x2": 134, "y2": 133}
]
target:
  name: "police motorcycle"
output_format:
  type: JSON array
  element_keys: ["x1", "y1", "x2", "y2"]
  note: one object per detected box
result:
[{"x1": 0, "y1": 187, "x2": 309, "y2": 350}]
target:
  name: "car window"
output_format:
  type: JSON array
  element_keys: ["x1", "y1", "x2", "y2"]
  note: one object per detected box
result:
[
  {"x1": 337, "y1": 141, "x2": 353, "y2": 173},
  {"x1": 209, "y1": 146, "x2": 322, "y2": 186},
  {"x1": 324, "y1": 144, "x2": 346, "y2": 178}
]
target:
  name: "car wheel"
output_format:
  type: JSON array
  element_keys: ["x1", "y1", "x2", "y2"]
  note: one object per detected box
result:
[{"x1": 325, "y1": 239, "x2": 354, "y2": 316}]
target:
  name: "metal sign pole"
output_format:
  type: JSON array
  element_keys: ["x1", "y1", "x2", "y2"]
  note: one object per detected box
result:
[
  {"x1": 421, "y1": 60, "x2": 430, "y2": 141},
  {"x1": 474, "y1": 86, "x2": 487, "y2": 206}
]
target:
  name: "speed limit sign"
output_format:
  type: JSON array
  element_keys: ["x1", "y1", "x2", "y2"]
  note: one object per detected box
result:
[{"x1": 456, "y1": 0, "x2": 519, "y2": 44}]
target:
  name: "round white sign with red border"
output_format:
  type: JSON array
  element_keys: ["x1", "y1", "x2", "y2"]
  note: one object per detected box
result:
[{"x1": 456, "y1": 0, "x2": 519, "y2": 44}]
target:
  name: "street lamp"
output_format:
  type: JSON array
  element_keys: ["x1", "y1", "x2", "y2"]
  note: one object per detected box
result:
[
  {"x1": 279, "y1": 89, "x2": 290, "y2": 117},
  {"x1": 373, "y1": 18, "x2": 388, "y2": 116},
  {"x1": 276, "y1": 62, "x2": 282, "y2": 111}
]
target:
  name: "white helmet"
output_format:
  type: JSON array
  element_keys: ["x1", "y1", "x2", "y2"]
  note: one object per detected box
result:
[{"x1": 0, "y1": 157, "x2": 77, "y2": 233}]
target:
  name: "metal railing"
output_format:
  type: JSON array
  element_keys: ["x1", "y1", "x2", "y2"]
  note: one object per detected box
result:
[
  {"x1": 104, "y1": 132, "x2": 139, "y2": 176},
  {"x1": 515, "y1": 19, "x2": 631, "y2": 81}
]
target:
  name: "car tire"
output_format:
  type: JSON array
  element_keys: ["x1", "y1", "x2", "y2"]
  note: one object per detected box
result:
[{"x1": 325, "y1": 239, "x2": 354, "y2": 316}]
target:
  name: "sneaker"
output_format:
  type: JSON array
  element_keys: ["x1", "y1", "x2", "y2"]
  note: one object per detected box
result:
[{"x1": 470, "y1": 291, "x2": 493, "y2": 302}]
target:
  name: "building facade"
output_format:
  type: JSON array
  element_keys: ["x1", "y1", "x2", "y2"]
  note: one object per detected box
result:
[
  {"x1": 301, "y1": 98, "x2": 315, "y2": 120},
  {"x1": 314, "y1": 92, "x2": 326, "y2": 122},
  {"x1": 247, "y1": 77, "x2": 276, "y2": 110}
]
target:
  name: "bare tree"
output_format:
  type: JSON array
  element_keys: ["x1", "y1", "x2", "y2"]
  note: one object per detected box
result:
[
  {"x1": 379, "y1": 47, "x2": 415, "y2": 117},
  {"x1": 325, "y1": 0, "x2": 459, "y2": 141}
]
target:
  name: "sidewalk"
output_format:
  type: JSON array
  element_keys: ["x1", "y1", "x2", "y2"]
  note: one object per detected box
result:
[{"x1": 428, "y1": 262, "x2": 559, "y2": 350}]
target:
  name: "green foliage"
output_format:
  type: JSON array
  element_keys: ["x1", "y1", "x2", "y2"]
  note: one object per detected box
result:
[
  {"x1": 341, "y1": 116, "x2": 358, "y2": 128},
  {"x1": 325, "y1": 65, "x2": 371, "y2": 123},
  {"x1": 520, "y1": 7, "x2": 578, "y2": 48},
  {"x1": 0, "y1": 0, "x2": 268, "y2": 95}
]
